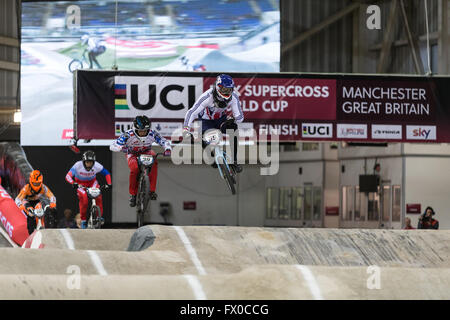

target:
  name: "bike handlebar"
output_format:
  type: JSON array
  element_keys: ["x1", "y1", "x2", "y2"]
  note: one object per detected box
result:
[
  {"x1": 121, "y1": 146, "x2": 169, "y2": 157},
  {"x1": 77, "y1": 184, "x2": 110, "y2": 192}
]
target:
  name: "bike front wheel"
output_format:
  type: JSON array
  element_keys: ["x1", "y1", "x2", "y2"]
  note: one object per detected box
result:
[
  {"x1": 89, "y1": 205, "x2": 102, "y2": 229},
  {"x1": 136, "y1": 172, "x2": 148, "y2": 227},
  {"x1": 219, "y1": 163, "x2": 236, "y2": 195},
  {"x1": 69, "y1": 59, "x2": 83, "y2": 73}
]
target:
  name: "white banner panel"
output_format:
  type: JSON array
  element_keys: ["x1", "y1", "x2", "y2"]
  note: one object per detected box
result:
[
  {"x1": 337, "y1": 124, "x2": 367, "y2": 139},
  {"x1": 406, "y1": 125, "x2": 437, "y2": 140},
  {"x1": 114, "y1": 76, "x2": 204, "y2": 119},
  {"x1": 371, "y1": 125, "x2": 402, "y2": 140}
]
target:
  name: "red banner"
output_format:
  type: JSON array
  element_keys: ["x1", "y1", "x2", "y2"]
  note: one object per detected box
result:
[
  {"x1": 0, "y1": 185, "x2": 28, "y2": 246},
  {"x1": 204, "y1": 77, "x2": 336, "y2": 120},
  {"x1": 406, "y1": 203, "x2": 422, "y2": 214},
  {"x1": 325, "y1": 206, "x2": 339, "y2": 216}
]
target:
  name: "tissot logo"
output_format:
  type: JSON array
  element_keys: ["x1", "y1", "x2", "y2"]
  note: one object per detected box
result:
[
  {"x1": 337, "y1": 124, "x2": 367, "y2": 139},
  {"x1": 302, "y1": 123, "x2": 333, "y2": 138},
  {"x1": 371, "y1": 125, "x2": 402, "y2": 139}
]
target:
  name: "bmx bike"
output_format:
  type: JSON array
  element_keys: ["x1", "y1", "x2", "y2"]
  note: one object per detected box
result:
[
  {"x1": 32, "y1": 202, "x2": 55, "y2": 231},
  {"x1": 135, "y1": 152, "x2": 162, "y2": 228},
  {"x1": 203, "y1": 129, "x2": 237, "y2": 195},
  {"x1": 79, "y1": 185, "x2": 108, "y2": 229}
]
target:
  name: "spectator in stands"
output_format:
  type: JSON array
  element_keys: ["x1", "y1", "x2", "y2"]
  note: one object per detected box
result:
[
  {"x1": 75, "y1": 213, "x2": 81, "y2": 229},
  {"x1": 404, "y1": 217, "x2": 415, "y2": 230},
  {"x1": 418, "y1": 206, "x2": 439, "y2": 229},
  {"x1": 57, "y1": 209, "x2": 77, "y2": 229}
]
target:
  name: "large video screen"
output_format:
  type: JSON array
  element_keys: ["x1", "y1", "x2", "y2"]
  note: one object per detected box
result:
[{"x1": 21, "y1": 0, "x2": 280, "y2": 146}]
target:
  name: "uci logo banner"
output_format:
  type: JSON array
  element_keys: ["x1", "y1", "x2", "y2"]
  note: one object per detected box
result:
[
  {"x1": 114, "y1": 76, "x2": 203, "y2": 119},
  {"x1": 301, "y1": 123, "x2": 333, "y2": 138}
]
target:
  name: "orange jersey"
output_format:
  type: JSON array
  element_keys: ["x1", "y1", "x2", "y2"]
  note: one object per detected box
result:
[{"x1": 15, "y1": 183, "x2": 56, "y2": 208}]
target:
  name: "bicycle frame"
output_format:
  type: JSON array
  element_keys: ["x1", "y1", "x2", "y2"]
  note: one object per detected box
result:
[
  {"x1": 91, "y1": 195, "x2": 97, "y2": 210},
  {"x1": 137, "y1": 152, "x2": 159, "y2": 180},
  {"x1": 88, "y1": 196, "x2": 97, "y2": 229},
  {"x1": 214, "y1": 145, "x2": 233, "y2": 179},
  {"x1": 135, "y1": 152, "x2": 162, "y2": 227},
  {"x1": 35, "y1": 208, "x2": 45, "y2": 231},
  {"x1": 80, "y1": 186, "x2": 102, "y2": 229},
  {"x1": 27, "y1": 202, "x2": 51, "y2": 231},
  {"x1": 203, "y1": 129, "x2": 236, "y2": 194}
]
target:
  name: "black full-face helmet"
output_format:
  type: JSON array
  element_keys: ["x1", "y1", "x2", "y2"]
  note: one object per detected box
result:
[
  {"x1": 82, "y1": 150, "x2": 96, "y2": 171},
  {"x1": 133, "y1": 115, "x2": 151, "y2": 141}
]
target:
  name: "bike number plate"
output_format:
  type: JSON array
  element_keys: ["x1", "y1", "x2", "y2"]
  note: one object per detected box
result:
[
  {"x1": 204, "y1": 130, "x2": 221, "y2": 145},
  {"x1": 88, "y1": 187, "x2": 101, "y2": 198},
  {"x1": 140, "y1": 155, "x2": 154, "y2": 166},
  {"x1": 34, "y1": 208, "x2": 44, "y2": 218}
]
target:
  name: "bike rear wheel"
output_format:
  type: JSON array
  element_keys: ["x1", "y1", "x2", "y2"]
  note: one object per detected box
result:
[
  {"x1": 136, "y1": 172, "x2": 148, "y2": 227},
  {"x1": 219, "y1": 163, "x2": 236, "y2": 195},
  {"x1": 69, "y1": 59, "x2": 83, "y2": 73}
]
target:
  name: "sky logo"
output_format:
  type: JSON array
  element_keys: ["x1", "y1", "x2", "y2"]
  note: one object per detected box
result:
[
  {"x1": 406, "y1": 126, "x2": 436, "y2": 140},
  {"x1": 414, "y1": 128, "x2": 430, "y2": 138}
]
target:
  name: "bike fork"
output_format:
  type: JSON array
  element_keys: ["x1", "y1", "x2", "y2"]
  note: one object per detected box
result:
[
  {"x1": 90, "y1": 199, "x2": 96, "y2": 227},
  {"x1": 214, "y1": 146, "x2": 233, "y2": 179}
]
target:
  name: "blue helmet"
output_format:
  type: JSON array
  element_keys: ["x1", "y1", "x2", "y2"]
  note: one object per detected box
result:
[{"x1": 214, "y1": 74, "x2": 234, "y2": 100}]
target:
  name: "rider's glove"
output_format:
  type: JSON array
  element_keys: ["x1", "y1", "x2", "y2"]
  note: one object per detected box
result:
[
  {"x1": 222, "y1": 118, "x2": 235, "y2": 129},
  {"x1": 104, "y1": 184, "x2": 112, "y2": 190},
  {"x1": 163, "y1": 148, "x2": 172, "y2": 157},
  {"x1": 109, "y1": 144, "x2": 122, "y2": 152},
  {"x1": 27, "y1": 207, "x2": 34, "y2": 216},
  {"x1": 72, "y1": 182, "x2": 79, "y2": 190}
]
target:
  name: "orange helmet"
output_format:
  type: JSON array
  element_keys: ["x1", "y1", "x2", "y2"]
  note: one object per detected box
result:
[{"x1": 29, "y1": 170, "x2": 43, "y2": 192}]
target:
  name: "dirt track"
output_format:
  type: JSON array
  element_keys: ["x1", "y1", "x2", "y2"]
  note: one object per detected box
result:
[
  {"x1": 1, "y1": 226, "x2": 450, "y2": 299},
  {"x1": 0, "y1": 229, "x2": 13, "y2": 248}
]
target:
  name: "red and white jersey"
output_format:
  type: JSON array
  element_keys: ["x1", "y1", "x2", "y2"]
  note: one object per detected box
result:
[
  {"x1": 65, "y1": 161, "x2": 111, "y2": 185},
  {"x1": 183, "y1": 88, "x2": 244, "y2": 128},
  {"x1": 110, "y1": 129, "x2": 171, "y2": 154}
]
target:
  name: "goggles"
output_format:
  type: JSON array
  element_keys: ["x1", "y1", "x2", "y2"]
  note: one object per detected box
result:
[
  {"x1": 218, "y1": 85, "x2": 232, "y2": 97},
  {"x1": 136, "y1": 129, "x2": 149, "y2": 137}
]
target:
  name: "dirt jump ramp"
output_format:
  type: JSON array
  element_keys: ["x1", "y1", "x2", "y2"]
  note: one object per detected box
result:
[{"x1": 1, "y1": 226, "x2": 450, "y2": 299}]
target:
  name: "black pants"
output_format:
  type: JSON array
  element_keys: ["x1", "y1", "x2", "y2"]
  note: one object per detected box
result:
[
  {"x1": 201, "y1": 117, "x2": 239, "y2": 163},
  {"x1": 88, "y1": 52, "x2": 102, "y2": 69}
]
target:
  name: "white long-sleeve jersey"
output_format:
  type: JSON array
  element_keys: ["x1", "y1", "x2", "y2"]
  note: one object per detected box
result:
[
  {"x1": 110, "y1": 129, "x2": 171, "y2": 153},
  {"x1": 183, "y1": 88, "x2": 244, "y2": 128},
  {"x1": 86, "y1": 38, "x2": 103, "y2": 53}
]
